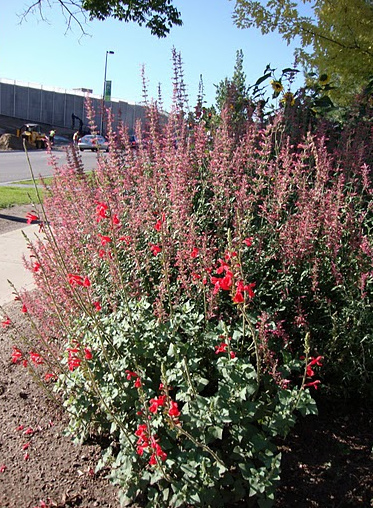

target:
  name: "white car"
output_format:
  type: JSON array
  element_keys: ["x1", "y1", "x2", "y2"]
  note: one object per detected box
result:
[{"x1": 78, "y1": 135, "x2": 109, "y2": 152}]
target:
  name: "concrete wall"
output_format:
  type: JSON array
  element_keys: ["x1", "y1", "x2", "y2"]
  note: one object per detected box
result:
[{"x1": 0, "y1": 78, "x2": 146, "y2": 134}]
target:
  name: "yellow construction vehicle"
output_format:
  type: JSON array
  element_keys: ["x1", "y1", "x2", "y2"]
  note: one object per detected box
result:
[{"x1": 16, "y1": 123, "x2": 47, "y2": 149}]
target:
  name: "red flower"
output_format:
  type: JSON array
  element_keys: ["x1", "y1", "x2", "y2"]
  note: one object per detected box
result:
[
  {"x1": 68, "y1": 274, "x2": 90, "y2": 288},
  {"x1": 11, "y1": 347, "x2": 23, "y2": 364},
  {"x1": 21, "y1": 304, "x2": 27, "y2": 313},
  {"x1": 2, "y1": 316, "x2": 11, "y2": 328},
  {"x1": 125, "y1": 370, "x2": 138, "y2": 380},
  {"x1": 154, "y1": 219, "x2": 162, "y2": 232},
  {"x1": 215, "y1": 342, "x2": 228, "y2": 354},
  {"x1": 308, "y1": 355, "x2": 323, "y2": 367},
  {"x1": 134, "y1": 377, "x2": 142, "y2": 388},
  {"x1": 153, "y1": 442, "x2": 167, "y2": 461},
  {"x1": 98, "y1": 234, "x2": 112, "y2": 246},
  {"x1": 30, "y1": 352, "x2": 44, "y2": 365},
  {"x1": 304, "y1": 380, "x2": 321, "y2": 390},
  {"x1": 149, "y1": 395, "x2": 166, "y2": 413},
  {"x1": 112, "y1": 214, "x2": 120, "y2": 225},
  {"x1": 244, "y1": 237, "x2": 253, "y2": 247},
  {"x1": 135, "y1": 424, "x2": 148, "y2": 437},
  {"x1": 33, "y1": 262, "x2": 41, "y2": 273},
  {"x1": 233, "y1": 290, "x2": 244, "y2": 304},
  {"x1": 26, "y1": 212, "x2": 39, "y2": 225},
  {"x1": 237, "y1": 280, "x2": 256, "y2": 299},
  {"x1": 168, "y1": 401, "x2": 180, "y2": 417},
  {"x1": 149, "y1": 454, "x2": 157, "y2": 465},
  {"x1": 23, "y1": 452, "x2": 30, "y2": 461},
  {"x1": 230, "y1": 351, "x2": 236, "y2": 359},
  {"x1": 45, "y1": 372, "x2": 56, "y2": 381},
  {"x1": 67, "y1": 348, "x2": 81, "y2": 371},
  {"x1": 306, "y1": 356, "x2": 323, "y2": 378},
  {"x1": 83, "y1": 276, "x2": 91, "y2": 287},
  {"x1": 150, "y1": 244, "x2": 162, "y2": 256},
  {"x1": 93, "y1": 301, "x2": 102, "y2": 312},
  {"x1": 22, "y1": 442, "x2": 30, "y2": 450},
  {"x1": 224, "y1": 251, "x2": 237, "y2": 261},
  {"x1": 190, "y1": 247, "x2": 199, "y2": 258},
  {"x1": 119, "y1": 235, "x2": 132, "y2": 245},
  {"x1": 84, "y1": 348, "x2": 93, "y2": 360},
  {"x1": 68, "y1": 274, "x2": 83, "y2": 286},
  {"x1": 96, "y1": 202, "x2": 108, "y2": 222},
  {"x1": 0, "y1": 464, "x2": 6, "y2": 473},
  {"x1": 24, "y1": 427, "x2": 34, "y2": 435}
]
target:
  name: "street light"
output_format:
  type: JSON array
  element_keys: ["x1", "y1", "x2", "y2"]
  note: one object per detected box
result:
[{"x1": 100, "y1": 50, "x2": 114, "y2": 135}]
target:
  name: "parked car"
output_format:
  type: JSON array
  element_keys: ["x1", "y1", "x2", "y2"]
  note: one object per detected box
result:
[
  {"x1": 129, "y1": 135, "x2": 138, "y2": 149},
  {"x1": 78, "y1": 135, "x2": 109, "y2": 152}
]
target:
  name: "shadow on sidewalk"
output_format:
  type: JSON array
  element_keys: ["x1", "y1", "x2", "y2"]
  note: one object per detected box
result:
[{"x1": 0, "y1": 213, "x2": 29, "y2": 224}]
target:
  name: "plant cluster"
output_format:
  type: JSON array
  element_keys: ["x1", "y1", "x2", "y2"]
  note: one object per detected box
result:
[{"x1": 3, "y1": 69, "x2": 372, "y2": 506}]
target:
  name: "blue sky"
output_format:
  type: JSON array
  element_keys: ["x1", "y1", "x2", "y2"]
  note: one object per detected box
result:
[{"x1": 1, "y1": 1, "x2": 304, "y2": 110}]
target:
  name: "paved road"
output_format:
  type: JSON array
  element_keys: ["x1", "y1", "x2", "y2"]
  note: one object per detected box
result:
[{"x1": 0, "y1": 148, "x2": 102, "y2": 184}]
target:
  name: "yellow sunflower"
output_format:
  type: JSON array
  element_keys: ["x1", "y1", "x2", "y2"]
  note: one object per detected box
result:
[
  {"x1": 281, "y1": 92, "x2": 295, "y2": 106},
  {"x1": 271, "y1": 80, "x2": 284, "y2": 93},
  {"x1": 319, "y1": 74, "x2": 330, "y2": 86}
]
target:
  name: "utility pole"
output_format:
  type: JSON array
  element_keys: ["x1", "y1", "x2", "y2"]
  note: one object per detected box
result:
[{"x1": 100, "y1": 50, "x2": 114, "y2": 136}]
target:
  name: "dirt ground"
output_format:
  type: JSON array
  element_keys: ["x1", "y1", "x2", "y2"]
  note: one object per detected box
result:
[{"x1": 0, "y1": 206, "x2": 372, "y2": 508}]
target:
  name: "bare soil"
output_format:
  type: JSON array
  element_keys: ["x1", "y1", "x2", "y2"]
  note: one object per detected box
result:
[{"x1": 0, "y1": 208, "x2": 372, "y2": 508}]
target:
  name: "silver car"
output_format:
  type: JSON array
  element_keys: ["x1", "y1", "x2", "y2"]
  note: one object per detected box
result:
[{"x1": 78, "y1": 135, "x2": 109, "y2": 152}]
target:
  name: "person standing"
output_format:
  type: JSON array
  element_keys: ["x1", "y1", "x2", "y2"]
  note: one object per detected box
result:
[{"x1": 49, "y1": 129, "x2": 56, "y2": 145}]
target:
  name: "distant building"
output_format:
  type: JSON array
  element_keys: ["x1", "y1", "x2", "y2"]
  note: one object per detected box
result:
[{"x1": 0, "y1": 78, "x2": 146, "y2": 133}]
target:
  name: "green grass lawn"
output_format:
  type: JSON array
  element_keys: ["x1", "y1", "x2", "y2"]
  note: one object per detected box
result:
[
  {"x1": 0, "y1": 186, "x2": 43, "y2": 209},
  {"x1": 14, "y1": 177, "x2": 54, "y2": 186}
]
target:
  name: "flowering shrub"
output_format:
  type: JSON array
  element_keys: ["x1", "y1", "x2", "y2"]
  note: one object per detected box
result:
[{"x1": 6, "y1": 71, "x2": 373, "y2": 505}]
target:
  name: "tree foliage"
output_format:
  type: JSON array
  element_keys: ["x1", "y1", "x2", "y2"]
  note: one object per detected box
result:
[
  {"x1": 24, "y1": 0, "x2": 182, "y2": 37},
  {"x1": 232, "y1": 0, "x2": 373, "y2": 104}
]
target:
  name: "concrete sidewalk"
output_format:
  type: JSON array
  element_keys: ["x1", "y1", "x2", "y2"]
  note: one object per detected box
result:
[{"x1": 0, "y1": 224, "x2": 39, "y2": 306}]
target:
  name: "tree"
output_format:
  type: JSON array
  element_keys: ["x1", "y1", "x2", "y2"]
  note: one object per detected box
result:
[
  {"x1": 23, "y1": 0, "x2": 182, "y2": 37},
  {"x1": 215, "y1": 49, "x2": 254, "y2": 134},
  {"x1": 232, "y1": 0, "x2": 373, "y2": 105}
]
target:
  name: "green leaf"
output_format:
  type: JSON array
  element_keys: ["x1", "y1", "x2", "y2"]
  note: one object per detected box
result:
[{"x1": 253, "y1": 72, "x2": 272, "y2": 87}]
